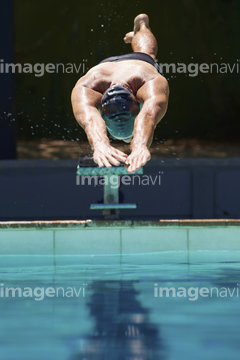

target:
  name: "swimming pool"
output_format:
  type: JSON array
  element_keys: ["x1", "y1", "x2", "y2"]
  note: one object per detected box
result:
[
  {"x1": 0, "y1": 220, "x2": 240, "y2": 359},
  {"x1": 1, "y1": 251, "x2": 240, "y2": 360}
]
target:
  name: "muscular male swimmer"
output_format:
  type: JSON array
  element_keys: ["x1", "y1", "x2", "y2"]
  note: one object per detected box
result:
[{"x1": 71, "y1": 14, "x2": 169, "y2": 173}]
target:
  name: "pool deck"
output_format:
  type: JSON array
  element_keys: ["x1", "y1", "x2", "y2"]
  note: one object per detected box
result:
[
  {"x1": 0, "y1": 220, "x2": 240, "y2": 255},
  {"x1": 0, "y1": 219, "x2": 240, "y2": 229}
]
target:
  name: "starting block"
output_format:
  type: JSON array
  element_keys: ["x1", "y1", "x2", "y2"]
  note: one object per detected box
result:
[{"x1": 77, "y1": 157, "x2": 143, "y2": 218}]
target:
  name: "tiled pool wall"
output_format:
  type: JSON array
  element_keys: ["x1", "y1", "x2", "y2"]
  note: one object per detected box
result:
[{"x1": 0, "y1": 220, "x2": 240, "y2": 255}]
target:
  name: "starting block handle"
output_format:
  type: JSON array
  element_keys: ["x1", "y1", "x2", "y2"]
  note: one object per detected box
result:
[{"x1": 77, "y1": 166, "x2": 143, "y2": 176}]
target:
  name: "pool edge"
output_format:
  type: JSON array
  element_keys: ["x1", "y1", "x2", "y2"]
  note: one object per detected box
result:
[{"x1": 0, "y1": 219, "x2": 240, "y2": 229}]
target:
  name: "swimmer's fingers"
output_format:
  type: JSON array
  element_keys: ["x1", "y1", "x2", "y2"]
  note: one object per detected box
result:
[
  {"x1": 93, "y1": 145, "x2": 127, "y2": 167},
  {"x1": 94, "y1": 153, "x2": 120, "y2": 168},
  {"x1": 125, "y1": 149, "x2": 151, "y2": 173},
  {"x1": 98, "y1": 150, "x2": 123, "y2": 167},
  {"x1": 128, "y1": 158, "x2": 139, "y2": 173},
  {"x1": 105, "y1": 154, "x2": 121, "y2": 167},
  {"x1": 112, "y1": 148, "x2": 128, "y2": 162},
  {"x1": 102, "y1": 157, "x2": 113, "y2": 168},
  {"x1": 93, "y1": 153, "x2": 112, "y2": 168}
]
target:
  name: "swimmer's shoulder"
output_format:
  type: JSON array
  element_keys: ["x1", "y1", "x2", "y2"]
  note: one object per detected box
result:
[{"x1": 75, "y1": 65, "x2": 112, "y2": 93}]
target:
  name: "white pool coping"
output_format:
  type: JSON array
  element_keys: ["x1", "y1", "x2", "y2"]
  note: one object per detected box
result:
[{"x1": 0, "y1": 220, "x2": 240, "y2": 255}]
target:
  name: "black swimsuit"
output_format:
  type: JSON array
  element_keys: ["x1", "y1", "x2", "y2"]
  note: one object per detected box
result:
[{"x1": 99, "y1": 52, "x2": 164, "y2": 76}]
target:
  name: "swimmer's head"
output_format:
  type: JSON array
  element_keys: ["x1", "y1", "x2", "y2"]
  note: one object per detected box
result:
[{"x1": 100, "y1": 85, "x2": 140, "y2": 140}]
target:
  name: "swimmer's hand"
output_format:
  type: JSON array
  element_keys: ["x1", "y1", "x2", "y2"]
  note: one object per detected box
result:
[
  {"x1": 124, "y1": 146, "x2": 151, "y2": 173},
  {"x1": 93, "y1": 142, "x2": 128, "y2": 168}
]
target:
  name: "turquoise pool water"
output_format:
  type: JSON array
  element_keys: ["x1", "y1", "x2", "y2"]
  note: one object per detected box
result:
[{"x1": 1, "y1": 251, "x2": 240, "y2": 360}]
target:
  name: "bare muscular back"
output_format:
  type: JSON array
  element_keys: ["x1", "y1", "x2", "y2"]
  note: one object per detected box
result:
[{"x1": 77, "y1": 59, "x2": 165, "y2": 102}]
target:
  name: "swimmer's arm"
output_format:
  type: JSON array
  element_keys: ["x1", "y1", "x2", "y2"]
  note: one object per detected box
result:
[
  {"x1": 132, "y1": 77, "x2": 169, "y2": 149},
  {"x1": 71, "y1": 84, "x2": 110, "y2": 148},
  {"x1": 71, "y1": 84, "x2": 128, "y2": 167}
]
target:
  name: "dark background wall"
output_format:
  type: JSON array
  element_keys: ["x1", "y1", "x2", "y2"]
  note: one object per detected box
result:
[
  {"x1": 0, "y1": 0, "x2": 240, "y2": 159},
  {"x1": 0, "y1": 0, "x2": 16, "y2": 159},
  {"x1": 13, "y1": 0, "x2": 240, "y2": 143}
]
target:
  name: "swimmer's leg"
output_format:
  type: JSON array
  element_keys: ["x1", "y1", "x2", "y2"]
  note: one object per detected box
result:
[{"x1": 124, "y1": 14, "x2": 158, "y2": 60}]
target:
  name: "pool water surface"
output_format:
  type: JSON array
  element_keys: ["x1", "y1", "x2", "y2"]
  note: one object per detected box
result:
[{"x1": 0, "y1": 251, "x2": 240, "y2": 360}]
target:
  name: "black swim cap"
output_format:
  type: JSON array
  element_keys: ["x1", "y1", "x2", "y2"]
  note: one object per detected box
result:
[{"x1": 101, "y1": 85, "x2": 140, "y2": 139}]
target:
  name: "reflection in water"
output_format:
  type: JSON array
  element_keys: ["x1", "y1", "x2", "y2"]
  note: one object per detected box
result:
[{"x1": 70, "y1": 281, "x2": 166, "y2": 360}]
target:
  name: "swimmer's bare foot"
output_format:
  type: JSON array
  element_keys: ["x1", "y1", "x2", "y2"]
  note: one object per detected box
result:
[
  {"x1": 124, "y1": 31, "x2": 134, "y2": 44},
  {"x1": 133, "y1": 14, "x2": 150, "y2": 34}
]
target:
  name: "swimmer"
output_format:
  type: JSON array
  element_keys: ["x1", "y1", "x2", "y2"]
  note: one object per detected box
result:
[{"x1": 71, "y1": 14, "x2": 169, "y2": 173}]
